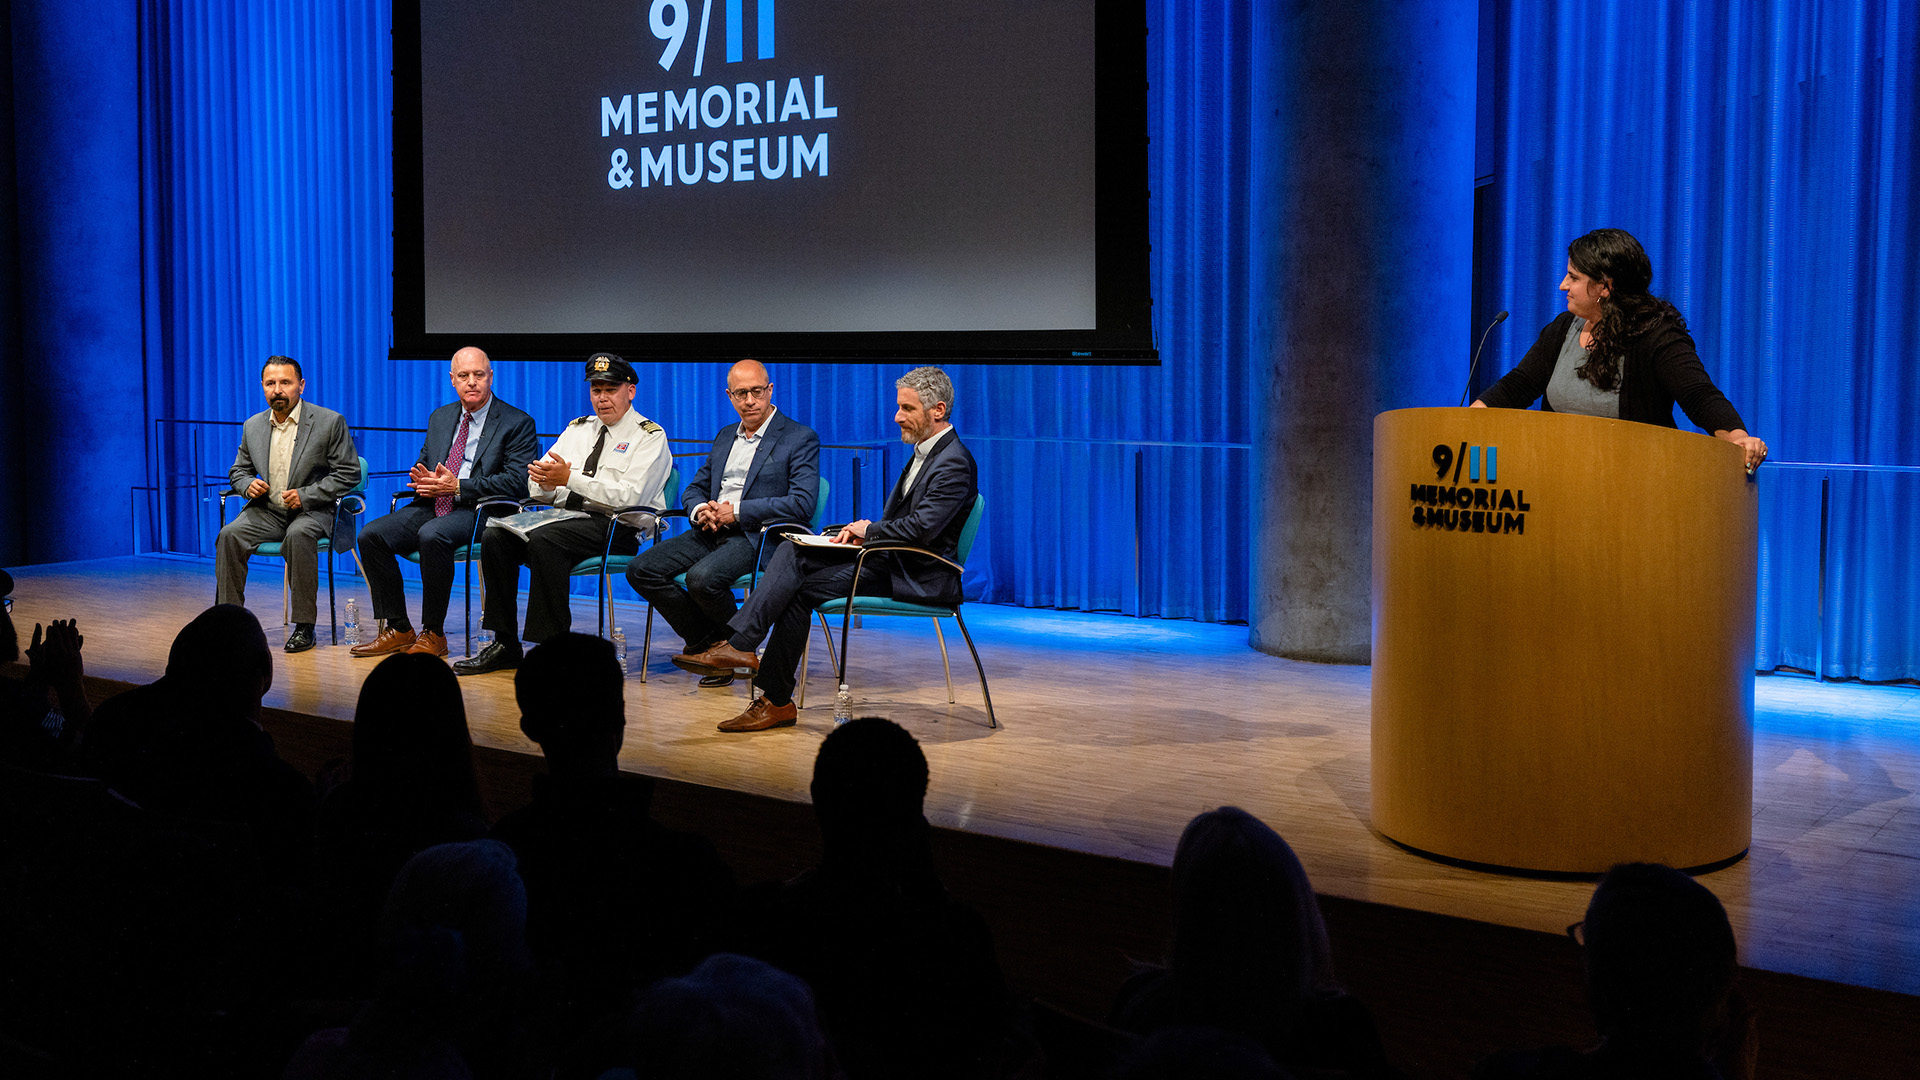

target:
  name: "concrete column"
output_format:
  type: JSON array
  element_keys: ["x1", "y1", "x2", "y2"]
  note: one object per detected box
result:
[
  {"x1": 9, "y1": 0, "x2": 145, "y2": 562},
  {"x1": 1249, "y1": 0, "x2": 1476, "y2": 662}
]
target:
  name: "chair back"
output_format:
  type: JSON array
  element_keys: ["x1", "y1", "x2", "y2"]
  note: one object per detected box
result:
[
  {"x1": 348, "y1": 456, "x2": 370, "y2": 499},
  {"x1": 809, "y1": 475, "x2": 831, "y2": 531},
  {"x1": 663, "y1": 465, "x2": 682, "y2": 512},
  {"x1": 954, "y1": 493, "x2": 986, "y2": 565}
]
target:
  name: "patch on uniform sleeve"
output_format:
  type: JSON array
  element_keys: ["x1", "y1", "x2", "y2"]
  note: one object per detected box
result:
[{"x1": 638, "y1": 419, "x2": 663, "y2": 434}]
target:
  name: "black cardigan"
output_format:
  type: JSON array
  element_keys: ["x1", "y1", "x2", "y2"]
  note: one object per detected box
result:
[{"x1": 1478, "y1": 311, "x2": 1747, "y2": 434}]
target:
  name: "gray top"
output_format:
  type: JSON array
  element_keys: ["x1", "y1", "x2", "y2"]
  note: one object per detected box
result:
[{"x1": 1546, "y1": 317, "x2": 1621, "y2": 419}]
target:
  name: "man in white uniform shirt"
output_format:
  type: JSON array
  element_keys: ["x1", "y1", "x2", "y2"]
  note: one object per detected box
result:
[
  {"x1": 456, "y1": 353, "x2": 671, "y2": 675},
  {"x1": 625, "y1": 359, "x2": 819, "y2": 687}
]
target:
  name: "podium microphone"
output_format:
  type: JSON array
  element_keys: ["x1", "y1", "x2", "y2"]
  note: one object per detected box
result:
[{"x1": 1460, "y1": 310, "x2": 1510, "y2": 406}]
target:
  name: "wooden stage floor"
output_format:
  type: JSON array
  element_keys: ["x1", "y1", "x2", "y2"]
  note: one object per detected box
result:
[{"x1": 11, "y1": 556, "x2": 1920, "y2": 998}]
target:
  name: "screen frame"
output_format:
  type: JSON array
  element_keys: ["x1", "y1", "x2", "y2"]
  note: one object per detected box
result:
[{"x1": 390, "y1": 0, "x2": 1156, "y2": 365}]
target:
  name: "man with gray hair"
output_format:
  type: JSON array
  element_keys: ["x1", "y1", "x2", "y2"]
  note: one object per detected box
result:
[{"x1": 673, "y1": 366, "x2": 978, "y2": 732}]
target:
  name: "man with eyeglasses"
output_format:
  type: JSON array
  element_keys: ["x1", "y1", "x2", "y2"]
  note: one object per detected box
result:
[
  {"x1": 674, "y1": 366, "x2": 975, "y2": 732},
  {"x1": 350, "y1": 347, "x2": 540, "y2": 659},
  {"x1": 626, "y1": 359, "x2": 819, "y2": 687},
  {"x1": 456, "y1": 352, "x2": 671, "y2": 676}
]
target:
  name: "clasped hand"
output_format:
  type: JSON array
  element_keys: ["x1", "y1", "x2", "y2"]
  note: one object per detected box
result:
[
  {"x1": 693, "y1": 501, "x2": 739, "y2": 531},
  {"x1": 832, "y1": 519, "x2": 872, "y2": 545},
  {"x1": 409, "y1": 462, "x2": 459, "y2": 497},
  {"x1": 528, "y1": 453, "x2": 571, "y2": 488},
  {"x1": 246, "y1": 478, "x2": 302, "y2": 509}
]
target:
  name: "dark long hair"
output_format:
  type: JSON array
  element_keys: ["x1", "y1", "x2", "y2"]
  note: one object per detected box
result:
[
  {"x1": 352, "y1": 652, "x2": 485, "y2": 818},
  {"x1": 1165, "y1": 807, "x2": 1336, "y2": 1041},
  {"x1": 1568, "y1": 229, "x2": 1687, "y2": 393}
]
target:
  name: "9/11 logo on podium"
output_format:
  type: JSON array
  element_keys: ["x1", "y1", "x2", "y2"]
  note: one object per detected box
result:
[{"x1": 1409, "y1": 442, "x2": 1530, "y2": 534}]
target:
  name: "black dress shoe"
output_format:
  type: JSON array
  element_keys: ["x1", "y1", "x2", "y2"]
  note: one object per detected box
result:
[
  {"x1": 453, "y1": 639, "x2": 522, "y2": 676},
  {"x1": 698, "y1": 673, "x2": 736, "y2": 688},
  {"x1": 284, "y1": 624, "x2": 315, "y2": 653}
]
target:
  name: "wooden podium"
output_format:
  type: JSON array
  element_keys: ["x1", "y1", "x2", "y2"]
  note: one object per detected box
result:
[{"x1": 1371, "y1": 408, "x2": 1756, "y2": 873}]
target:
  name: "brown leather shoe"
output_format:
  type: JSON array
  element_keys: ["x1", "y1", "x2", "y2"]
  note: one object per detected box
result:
[
  {"x1": 672, "y1": 641, "x2": 760, "y2": 678},
  {"x1": 405, "y1": 630, "x2": 449, "y2": 658},
  {"x1": 717, "y1": 697, "x2": 797, "y2": 732},
  {"x1": 350, "y1": 626, "x2": 416, "y2": 658}
]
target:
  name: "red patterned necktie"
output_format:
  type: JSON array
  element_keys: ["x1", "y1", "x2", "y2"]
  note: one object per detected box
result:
[{"x1": 435, "y1": 411, "x2": 471, "y2": 517}]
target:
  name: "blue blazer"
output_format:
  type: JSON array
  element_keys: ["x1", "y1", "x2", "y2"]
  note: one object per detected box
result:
[
  {"x1": 683, "y1": 409, "x2": 821, "y2": 531},
  {"x1": 865, "y1": 429, "x2": 977, "y2": 605},
  {"x1": 405, "y1": 397, "x2": 542, "y2": 509}
]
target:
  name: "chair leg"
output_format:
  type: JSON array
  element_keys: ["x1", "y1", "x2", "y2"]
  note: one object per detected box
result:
[
  {"x1": 280, "y1": 562, "x2": 291, "y2": 628},
  {"x1": 950, "y1": 609, "x2": 997, "y2": 729},
  {"x1": 796, "y1": 611, "x2": 838, "y2": 710},
  {"x1": 931, "y1": 619, "x2": 956, "y2": 703},
  {"x1": 327, "y1": 543, "x2": 339, "y2": 645},
  {"x1": 596, "y1": 568, "x2": 608, "y2": 639},
  {"x1": 640, "y1": 603, "x2": 655, "y2": 683},
  {"x1": 463, "y1": 557, "x2": 474, "y2": 657}
]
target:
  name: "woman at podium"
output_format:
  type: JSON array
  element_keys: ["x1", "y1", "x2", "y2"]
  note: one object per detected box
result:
[{"x1": 1472, "y1": 228, "x2": 1768, "y2": 472}]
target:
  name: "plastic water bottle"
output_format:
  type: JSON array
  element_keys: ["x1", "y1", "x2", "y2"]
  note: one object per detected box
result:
[
  {"x1": 612, "y1": 626, "x2": 627, "y2": 675},
  {"x1": 344, "y1": 599, "x2": 361, "y2": 646},
  {"x1": 474, "y1": 625, "x2": 493, "y2": 652},
  {"x1": 833, "y1": 683, "x2": 853, "y2": 726}
]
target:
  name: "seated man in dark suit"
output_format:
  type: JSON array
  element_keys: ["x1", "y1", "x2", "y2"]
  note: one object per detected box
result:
[
  {"x1": 673, "y1": 367, "x2": 976, "y2": 733},
  {"x1": 214, "y1": 355, "x2": 361, "y2": 653},
  {"x1": 626, "y1": 359, "x2": 819, "y2": 688},
  {"x1": 351, "y1": 347, "x2": 541, "y2": 659}
]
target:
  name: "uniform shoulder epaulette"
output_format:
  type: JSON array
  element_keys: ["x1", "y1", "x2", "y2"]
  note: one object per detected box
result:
[
  {"x1": 638, "y1": 418, "x2": 663, "y2": 434},
  {"x1": 568, "y1": 415, "x2": 592, "y2": 427}
]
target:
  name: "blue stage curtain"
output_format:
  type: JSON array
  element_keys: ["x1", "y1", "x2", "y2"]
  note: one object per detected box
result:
[
  {"x1": 135, "y1": 0, "x2": 1253, "y2": 624},
  {"x1": 1483, "y1": 1, "x2": 1920, "y2": 680}
]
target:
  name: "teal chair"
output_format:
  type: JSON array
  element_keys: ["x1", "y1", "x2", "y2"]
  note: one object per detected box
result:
[
  {"x1": 799, "y1": 494, "x2": 995, "y2": 728},
  {"x1": 569, "y1": 465, "x2": 682, "y2": 639},
  {"x1": 636, "y1": 474, "x2": 830, "y2": 683},
  {"x1": 218, "y1": 455, "x2": 370, "y2": 644}
]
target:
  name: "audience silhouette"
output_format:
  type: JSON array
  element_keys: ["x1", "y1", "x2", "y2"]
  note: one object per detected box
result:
[
  {"x1": 1110, "y1": 806, "x2": 1404, "y2": 1079},
  {"x1": 733, "y1": 716, "x2": 1027, "y2": 1080},
  {"x1": 3, "y1": 601, "x2": 1790, "y2": 1080},
  {"x1": 77, "y1": 603, "x2": 316, "y2": 882},
  {"x1": 612, "y1": 952, "x2": 838, "y2": 1079},
  {"x1": 309, "y1": 652, "x2": 492, "y2": 995},
  {"x1": 284, "y1": 839, "x2": 535, "y2": 1080},
  {"x1": 1476, "y1": 862, "x2": 1753, "y2": 1080},
  {"x1": 489, "y1": 632, "x2": 736, "y2": 1069},
  {"x1": 0, "y1": 568, "x2": 91, "y2": 769}
]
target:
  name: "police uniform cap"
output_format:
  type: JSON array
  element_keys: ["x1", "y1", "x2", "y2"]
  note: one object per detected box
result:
[{"x1": 585, "y1": 352, "x2": 637, "y2": 385}]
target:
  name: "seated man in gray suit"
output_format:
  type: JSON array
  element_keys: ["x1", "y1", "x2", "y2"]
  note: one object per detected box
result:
[
  {"x1": 626, "y1": 359, "x2": 819, "y2": 687},
  {"x1": 215, "y1": 355, "x2": 361, "y2": 653},
  {"x1": 351, "y1": 346, "x2": 541, "y2": 659}
]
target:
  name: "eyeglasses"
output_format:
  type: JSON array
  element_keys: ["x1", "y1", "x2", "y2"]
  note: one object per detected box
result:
[{"x1": 727, "y1": 384, "x2": 771, "y2": 402}]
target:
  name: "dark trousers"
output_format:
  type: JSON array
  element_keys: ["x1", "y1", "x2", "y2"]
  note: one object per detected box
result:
[
  {"x1": 358, "y1": 502, "x2": 478, "y2": 632},
  {"x1": 624, "y1": 526, "x2": 759, "y2": 650},
  {"x1": 729, "y1": 543, "x2": 887, "y2": 706},
  {"x1": 480, "y1": 516, "x2": 637, "y2": 644}
]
